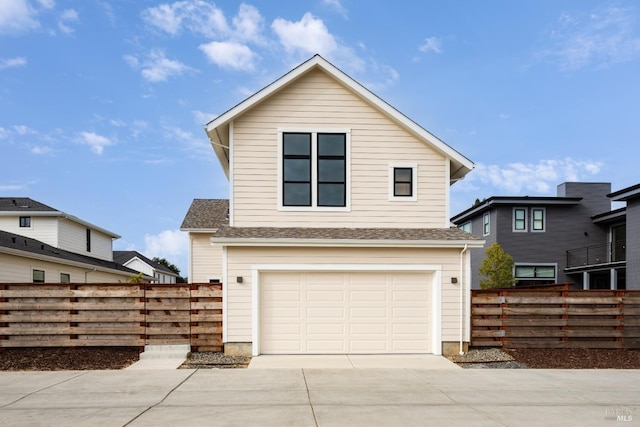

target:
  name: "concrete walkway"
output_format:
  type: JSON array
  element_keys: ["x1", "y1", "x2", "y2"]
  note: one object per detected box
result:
[
  {"x1": 248, "y1": 354, "x2": 461, "y2": 369},
  {"x1": 0, "y1": 368, "x2": 638, "y2": 426}
]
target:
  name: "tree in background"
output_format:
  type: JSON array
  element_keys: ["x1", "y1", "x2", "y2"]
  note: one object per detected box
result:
[
  {"x1": 152, "y1": 257, "x2": 187, "y2": 283},
  {"x1": 479, "y1": 243, "x2": 516, "y2": 289}
]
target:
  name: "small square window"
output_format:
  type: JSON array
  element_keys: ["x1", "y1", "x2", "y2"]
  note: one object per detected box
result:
[
  {"x1": 388, "y1": 163, "x2": 417, "y2": 201},
  {"x1": 19, "y1": 216, "x2": 31, "y2": 227},
  {"x1": 60, "y1": 273, "x2": 70, "y2": 283},
  {"x1": 33, "y1": 269, "x2": 45, "y2": 283}
]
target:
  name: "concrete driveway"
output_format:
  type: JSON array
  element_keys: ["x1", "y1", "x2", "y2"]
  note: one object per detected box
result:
[{"x1": 0, "y1": 368, "x2": 638, "y2": 426}]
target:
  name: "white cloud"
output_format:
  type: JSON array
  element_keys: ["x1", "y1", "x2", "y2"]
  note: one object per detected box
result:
[
  {"x1": 13, "y1": 124, "x2": 37, "y2": 135},
  {"x1": 272, "y1": 13, "x2": 338, "y2": 57},
  {"x1": 141, "y1": 0, "x2": 229, "y2": 38},
  {"x1": 58, "y1": 8, "x2": 78, "y2": 34},
  {"x1": 124, "y1": 50, "x2": 195, "y2": 83},
  {"x1": 31, "y1": 145, "x2": 52, "y2": 155},
  {"x1": 163, "y1": 125, "x2": 210, "y2": 155},
  {"x1": 322, "y1": 0, "x2": 348, "y2": 19},
  {"x1": 144, "y1": 229, "x2": 188, "y2": 259},
  {"x1": 0, "y1": 0, "x2": 39, "y2": 34},
  {"x1": 540, "y1": 6, "x2": 640, "y2": 70},
  {"x1": 0, "y1": 127, "x2": 9, "y2": 139},
  {"x1": 199, "y1": 41, "x2": 256, "y2": 71},
  {"x1": 36, "y1": 0, "x2": 55, "y2": 9},
  {"x1": 456, "y1": 158, "x2": 603, "y2": 195},
  {"x1": 419, "y1": 36, "x2": 442, "y2": 54},
  {"x1": 77, "y1": 131, "x2": 114, "y2": 154},
  {"x1": 192, "y1": 110, "x2": 215, "y2": 125},
  {"x1": 0, "y1": 57, "x2": 27, "y2": 69}
]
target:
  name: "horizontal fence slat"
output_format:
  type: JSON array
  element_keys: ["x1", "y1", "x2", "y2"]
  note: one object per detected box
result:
[
  {"x1": 471, "y1": 288, "x2": 640, "y2": 349},
  {"x1": 0, "y1": 282, "x2": 223, "y2": 349}
]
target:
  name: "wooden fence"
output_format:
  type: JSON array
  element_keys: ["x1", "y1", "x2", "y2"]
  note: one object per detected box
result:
[
  {"x1": 0, "y1": 283, "x2": 222, "y2": 352},
  {"x1": 471, "y1": 285, "x2": 640, "y2": 349}
]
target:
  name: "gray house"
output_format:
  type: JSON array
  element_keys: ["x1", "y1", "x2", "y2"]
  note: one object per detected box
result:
[{"x1": 451, "y1": 182, "x2": 638, "y2": 290}]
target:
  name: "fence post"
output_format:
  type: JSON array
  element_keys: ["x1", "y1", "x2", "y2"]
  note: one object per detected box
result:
[
  {"x1": 0, "y1": 284, "x2": 6, "y2": 348},
  {"x1": 140, "y1": 283, "x2": 147, "y2": 350},
  {"x1": 500, "y1": 290, "x2": 508, "y2": 346},
  {"x1": 69, "y1": 283, "x2": 78, "y2": 341},
  {"x1": 616, "y1": 290, "x2": 625, "y2": 348}
]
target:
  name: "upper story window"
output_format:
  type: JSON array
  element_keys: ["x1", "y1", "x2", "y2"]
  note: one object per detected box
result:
[
  {"x1": 483, "y1": 212, "x2": 490, "y2": 236},
  {"x1": 513, "y1": 208, "x2": 527, "y2": 232},
  {"x1": 86, "y1": 228, "x2": 91, "y2": 252},
  {"x1": 19, "y1": 216, "x2": 31, "y2": 227},
  {"x1": 388, "y1": 163, "x2": 417, "y2": 201},
  {"x1": 458, "y1": 222, "x2": 472, "y2": 233},
  {"x1": 532, "y1": 208, "x2": 545, "y2": 232},
  {"x1": 280, "y1": 130, "x2": 349, "y2": 210}
]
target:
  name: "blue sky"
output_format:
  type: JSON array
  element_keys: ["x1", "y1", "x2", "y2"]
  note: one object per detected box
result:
[{"x1": 2, "y1": 0, "x2": 639, "y2": 276}]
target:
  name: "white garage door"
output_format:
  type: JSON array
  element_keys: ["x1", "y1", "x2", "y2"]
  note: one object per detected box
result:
[{"x1": 260, "y1": 271, "x2": 432, "y2": 354}]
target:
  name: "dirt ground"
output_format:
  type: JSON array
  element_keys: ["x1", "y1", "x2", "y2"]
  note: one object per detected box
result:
[{"x1": 1, "y1": 347, "x2": 640, "y2": 370}]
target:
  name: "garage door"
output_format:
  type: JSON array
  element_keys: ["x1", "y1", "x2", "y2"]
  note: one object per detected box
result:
[{"x1": 260, "y1": 271, "x2": 432, "y2": 354}]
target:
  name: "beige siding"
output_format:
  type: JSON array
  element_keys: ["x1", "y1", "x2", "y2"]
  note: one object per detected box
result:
[
  {"x1": 232, "y1": 69, "x2": 448, "y2": 228},
  {"x1": 189, "y1": 233, "x2": 223, "y2": 283},
  {"x1": 225, "y1": 246, "x2": 466, "y2": 345},
  {"x1": 58, "y1": 220, "x2": 113, "y2": 261},
  {"x1": 0, "y1": 252, "x2": 133, "y2": 283},
  {"x1": 0, "y1": 216, "x2": 59, "y2": 247}
]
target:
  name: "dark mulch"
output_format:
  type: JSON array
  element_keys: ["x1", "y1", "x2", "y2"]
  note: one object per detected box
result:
[
  {"x1": 504, "y1": 348, "x2": 640, "y2": 369},
  {"x1": 1, "y1": 347, "x2": 640, "y2": 370},
  {"x1": 0, "y1": 347, "x2": 140, "y2": 371}
]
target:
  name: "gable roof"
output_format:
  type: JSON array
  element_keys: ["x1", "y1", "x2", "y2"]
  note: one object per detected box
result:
[
  {"x1": 204, "y1": 54, "x2": 474, "y2": 184},
  {"x1": 113, "y1": 250, "x2": 178, "y2": 276},
  {"x1": 181, "y1": 198, "x2": 483, "y2": 247},
  {"x1": 0, "y1": 230, "x2": 139, "y2": 277},
  {"x1": 0, "y1": 197, "x2": 121, "y2": 239}
]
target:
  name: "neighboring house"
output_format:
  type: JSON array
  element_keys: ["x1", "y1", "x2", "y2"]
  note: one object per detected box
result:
[
  {"x1": 113, "y1": 250, "x2": 179, "y2": 283},
  {"x1": 451, "y1": 182, "x2": 638, "y2": 290},
  {"x1": 182, "y1": 54, "x2": 483, "y2": 357},
  {"x1": 0, "y1": 197, "x2": 149, "y2": 283}
]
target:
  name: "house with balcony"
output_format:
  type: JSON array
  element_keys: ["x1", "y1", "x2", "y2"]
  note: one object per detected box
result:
[{"x1": 451, "y1": 182, "x2": 638, "y2": 290}]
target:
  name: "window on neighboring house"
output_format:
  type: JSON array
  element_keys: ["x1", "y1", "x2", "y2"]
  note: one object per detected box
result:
[
  {"x1": 86, "y1": 228, "x2": 91, "y2": 252},
  {"x1": 532, "y1": 208, "x2": 545, "y2": 231},
  {"x1": 513, "y1": 208, "x2": 527, "y2": 231},
  {"x1": 19, "y1": 216, "x2": 31, "y2": 227},
  {"x1": 281, "y1": 131, "x2": 348, "y2": 209},
  {"x1": 60, "y1": 273, "x2": 70, "y2": 283},
  {"x1": 515, "y1": 264, "x2": 556, "y2": 285},
  {"x1": 458, "y1": 222, "x2": 472, "y2": 233},
  {"x1": 33, "y1": 269, "x2": 45, "y2": 283},
  {"x1": 483, "y1": 212, "x2": 490, "y2": 235}
]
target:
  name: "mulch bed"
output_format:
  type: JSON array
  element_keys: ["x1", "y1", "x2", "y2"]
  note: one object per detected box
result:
[{"x1": 1, "y1": 347, "x2": 640, "y2": 370}]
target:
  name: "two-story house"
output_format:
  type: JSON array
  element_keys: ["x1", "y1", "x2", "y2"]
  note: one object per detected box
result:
[
  {"x1": 113, "y1": 250, "x2": 180, "y2": 283},
  {"x1": 0, "y1": 197, "x2": 147, "y2": 283},
  {"x1": 182, "y1": 55, "x2": 483, "y2": 357},
  {"x1": 451, "y1": 181, "x2": 638, "y2": 290}
]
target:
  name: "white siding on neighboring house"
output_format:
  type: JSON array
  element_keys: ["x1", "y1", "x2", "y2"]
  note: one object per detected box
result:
[
  {"x1": 58, "y1": 220, "x2": 113, "y2": 261},
  {"x1": 189, "y1": 233, "x2": 223, "y2": 283},
  {"x1": 231, "y1": 69, "x2": 448, "y2": 229},
  {"x1": 124, "y1": 258, "x2": 154, "y2": 277},
  {"x1": 0, "y1": 252, "x2": 132, "y2": 283},
  {"x1": 224, "y1": 246, "x2": 468, "y2": 347},
  {"x1": 0, "y1": 216, "x2": 59, "y2": 247}
]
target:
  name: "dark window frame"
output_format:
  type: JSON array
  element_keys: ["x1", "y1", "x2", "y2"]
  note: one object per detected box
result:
[
  {"x1": 282, "y1": 132, "x2": 312, "y2": 207},
  {"x1": 86, "y1": 228, "x2": 91, "y2": 252},
  {"x1": 33, "y1": 269, "x2": 45, "y2": 283},
  {"x1": 393, "y1": 167, "x2": 414, "y2": 197},
  {"x1": 19, "y1": 216, "x2": 31, "y2": 227},
  {"x1": 317, "y1": 133, "x2": 346, "y2": 207}
]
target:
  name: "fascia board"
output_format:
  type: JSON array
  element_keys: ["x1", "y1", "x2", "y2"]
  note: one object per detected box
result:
[{"x1": 210, "y1": 237, "x2": 485, "y2": 248}]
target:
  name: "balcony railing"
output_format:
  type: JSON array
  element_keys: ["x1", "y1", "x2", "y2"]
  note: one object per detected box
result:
[{"x1": 566, "y1": 241, "x2": 626, "y2": 269}]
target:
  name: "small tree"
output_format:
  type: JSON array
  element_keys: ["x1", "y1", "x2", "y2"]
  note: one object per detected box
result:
[{"x1": 479, "y1": 243, "x2": 516, "y2": 289}]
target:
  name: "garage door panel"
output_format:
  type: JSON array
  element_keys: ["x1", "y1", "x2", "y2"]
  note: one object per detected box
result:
[{"x1": 260, "y1": 271, "x2": 431, "y2": 354}]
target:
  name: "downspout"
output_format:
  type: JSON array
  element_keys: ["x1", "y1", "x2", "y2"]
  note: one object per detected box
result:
[
  {"x1": 84, "y1": 268, "x2": 97, "y2": 283},
  {"x1": 459, "y1": 244, "x2": 468, "y2": 355}
]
